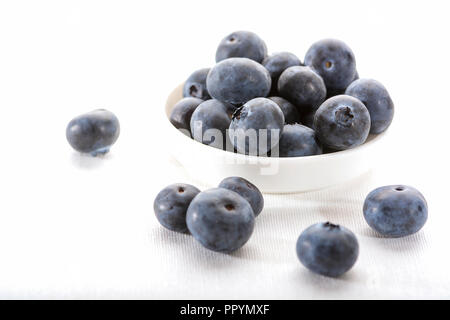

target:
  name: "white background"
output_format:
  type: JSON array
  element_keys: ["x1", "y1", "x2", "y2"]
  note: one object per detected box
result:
[{"x1": 0, "y1": 0, "x2": 449, "y2": 299}]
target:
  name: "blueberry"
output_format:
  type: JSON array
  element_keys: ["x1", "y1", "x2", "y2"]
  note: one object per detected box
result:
[
  {"x1": 305, "y1": 39, "x2": 357, "y2": 92},
  {"x1": 296, "y1": 222, "x2": 359, "y2": 277},
  {"x1": 326, "y1": 70, "x2": 359, "y2": 98},
  {"x1": 186, "y1": 188, "x2": 255, "y2": 253},
  {"x1": 154, "y1": 183, "x2": 201, "y2": 233},
  {"x1": 314, "y1": 95, "x2": 370, "y2": 151},
  {"x1": 207, "y1": 58, "x2": 271, "y2": 105},
  {"x1": 262, "y1": 52, "x2": 302, "y2": 93},
  {"x1": 363, "y1": 185, "x2": 428, "y2": 237},
  {"x1": 345, "y1": 79, "x2": 394, "y2": 134},
  {"x1": 190, "y1": 99, "x2": 232, "y2": 149},
  {"x1": 278, "y1": 66, "x2": 326, "y2": 113},
  {"x1": 279, "y1": 124, "x2": 322, "y2": 157},
  {"x1": 229, "y1": 97, "x2": 284, "y2": 155},
  {"x1": 218, "y1": 177, "x2": 264, "y2": 217},
  {"x1": 170, "y1": 97, "x2": 204, "y2": 136},
  {"x1": 268, "y1": 96, "x2": 302, "y2": 125},
  {"x1": 183, "y1": 68, "x2": 211, "y2": 100},
  {"x1": 66, "y1": 109, "x2": 120, "y2": 156},
  {"x1": 215, "y1": 31, "x2": 267, "y2": 63}
]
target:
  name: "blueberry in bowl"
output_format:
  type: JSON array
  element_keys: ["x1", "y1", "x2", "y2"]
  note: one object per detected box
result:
[
  {"x1": 169, "y1": 97, "x2": 204, "y2": 136},
  {"x1": 215, "y1": 30, "x2": 267, "y2": 63},
  {"x1": 314, "y1": 95, "x2": 371, "y2": 151},
  {"x1": 66, "y1": 109, "x2": 120, "y2": 156},
  {"x1": 207, "y1": 57, "x2": 271, "y2": 106},
  {"x1": 262, "y1": 52, "x2": 302, "y2": 94},
  {"x1": 305, "y1": 39, "x2": 357, "y2": 93},
  {"x1": 229, "y1": 97, "x2": 284, "y2": 156},
  {"x1": 268, "y1": 96, "x2": 302, "y2": 125},
  {"x1": 278, "y1": 124, "x2": 322, "y2": 157},
  {"x1": 345, "y1": 78, "x2": 394, "y2": 134},
  {"x1": 183, "y1": 68, "x2": 211, "y2": 100},
  {"x1": 277, "y1": 66, "x2": 327, "y2": 113},
  {"x1": 190, "y1": 99, "x2": 233, "y2": 149}
]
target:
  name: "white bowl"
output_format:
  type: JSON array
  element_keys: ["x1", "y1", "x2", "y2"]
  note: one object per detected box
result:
[{"x1": 165, "y1": 83, "x2": 387, "y2": 193}]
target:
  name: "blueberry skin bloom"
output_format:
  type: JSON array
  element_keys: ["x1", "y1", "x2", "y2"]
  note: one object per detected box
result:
[
  {"x1": 215, "y1": 31, "x2": 267, "y2": 63},
  {"x1": 262, "y1": 52, "x2": 302, "y2": 93},
  {"x1": 207, "y1": 57, "x2": 271, "y2": 105},
  {"x1": 345, "y1": 79, "x2": 394, "y2": 134},
  {"x1": 278, "y1": 66, "x2": 327, "y2": 113},
  {"x1": 363, "y1": 185, "x2": 428, "y2": 237},
  {"x1": 268, "y1": 96, "x2": 302, "y2": 125},
  {"x1": 305, "y1": 39, "x2": 357, "y2": 92},
  {"x1": 218, "y1": 177, "x2": 264, "y2": 217},
  {"x1": 66, "y1": 109, "x2": 120, "y2": 156},
  {"x1": 154, "y1": 183, "x2": 201, "y2": 233},
  {"x1": 170, "y1": 97, "x2": 204, "y2": 136},
  {"x1": 279, "y1": 124, "x2": 322, "y2": 157},
  {"x1": 229, "y1": 97, "x2": 284, "y2": 155},
  {"x1": 186, "y1": 188, "x2": 255, "y2": 253},
  {"x1": 296, "y1": 222, "x2": 359, "y2": 277},
  {"x1": 314, "y1": 95, "x2": 371, "y2": 151},
  {"x1": 190, "y1": 99, "x2": 232, "y2": 149},
  {"x1": 183, "y1": 68, "x2": 211, "y2": 100}
]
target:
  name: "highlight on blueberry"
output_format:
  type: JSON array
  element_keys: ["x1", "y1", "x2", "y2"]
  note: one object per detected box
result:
[{"x1": 66, "y1": 109, "x2": 120, "y2": 156}]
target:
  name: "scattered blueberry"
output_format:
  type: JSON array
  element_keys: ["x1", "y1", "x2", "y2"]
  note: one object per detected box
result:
[
  {"x1": 207, "y1": 58, "x2": 271, "y2": 105},
  {"x1": 363, "y1": 185, "x2": 428, "y2": 237},
  {"x1": 262, "y1": 52, "x2": 302, "y2": 93},
  {"x1": 215, "y1": 31, "x2": 267, "y2": 63},
  {"x1": 279, "y1": 124, "x2": 322, "y2": 157},
  {"x1": 278, "y1": 66, "x2": 326, "y2": 113},
  {"x1": 186, "y1": 188, "x2": 255, "y2": 253},
  {"x1": 345, "y1": 78, "x2": 394, "y2": 134},
  {"x1": 296, "y1": 222, "x2": 359, "y2": 277},
  {"x1": 268, "y1": 96, "x2": 302, "y2": 125},
  {"x1": 154, "y1": 183, "x2": 201, "y2": 233},
  {"x1": 183, "y1": 68, "x2": 211, "y2": 100},
  {"x1": 170, "y1": 97, "x2": 204, "y2": 136},
  {"x1": 229, "y1": 97, "x2": 284, "y2": 155},
  {"x1": 314, "y1": 95, "x2": 371, "y2": 150},
  {"x1": 218, "y1": 177, "x2": 264, "y2": 217},
  {"x1": 190, "y1": 99, "x2": 232, "y2": 149},
  {"x1": 66, "y1": 109, "x2": 120, "y2": 156},
  {"x1": 305, "y1": 39, "x2": 357, "y2": 92}
]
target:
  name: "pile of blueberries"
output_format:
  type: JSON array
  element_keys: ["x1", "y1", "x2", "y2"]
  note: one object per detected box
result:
[
  {"x1": 155, "y1": 179, "x2": 428, "y2": 278},
  {"x1": 171, "y1": 31, "x2": 394, "y2": 156},
  {"x1": 154, "y1": 177, "x2": 264, "y2": 253}
]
